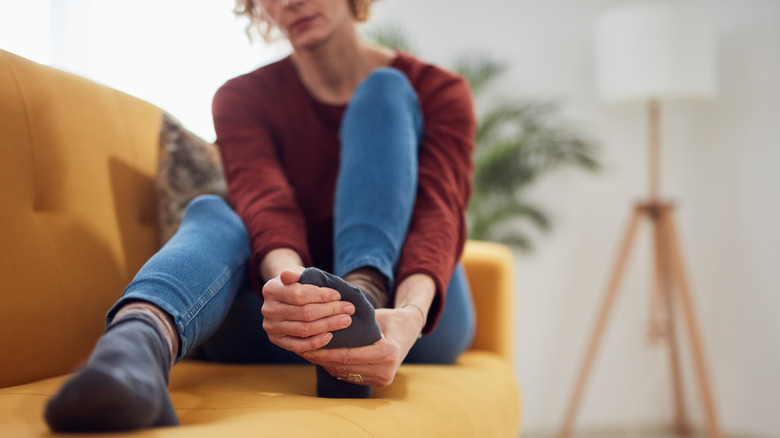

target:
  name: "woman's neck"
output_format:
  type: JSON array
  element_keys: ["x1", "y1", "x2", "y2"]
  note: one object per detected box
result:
[{"x1": 291, "y1": 24, "x2": 395, "y2": 105}]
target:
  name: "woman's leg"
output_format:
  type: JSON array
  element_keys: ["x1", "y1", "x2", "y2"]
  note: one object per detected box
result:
[
  {"x1": 303, "y1": 67, "x2": 423, "y2": 397},
  {"x1": 333, "y1": 67, "x2": 423, "y2": 297},
  {"x1": 106, "y1": 194, "x2": 251, "y2": 359},
  {"x1": 334, "y1": 67, "x2": 478, "y2": 363},
  {"x1": 45, "y1": 194, "x2": 252, "y2": 431}
]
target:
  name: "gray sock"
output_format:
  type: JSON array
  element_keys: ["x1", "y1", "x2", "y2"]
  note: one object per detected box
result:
[
  {"x1": 300, "y1": 267, "x2": 382, "y2": 348},
  {"x1": 299, "y1": 267, "x2": 382, "y2": 398},
  {"x1": 44, "y1": 313, "x2": 179, "y2": 431}
]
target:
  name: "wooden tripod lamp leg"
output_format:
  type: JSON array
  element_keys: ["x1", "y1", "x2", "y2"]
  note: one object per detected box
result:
[
  {"x1": 648, "y1": 206, "x2": 668, "y2": 342},
  {"x1": 662, "y1": 207, "x2": 722, "y2": 438},
  {"x1": 557, "y1": 206, "x2": 644, "y2": 438},
  {"x1": 653, "y1": 206, "x2": 691, "y2": 435}
]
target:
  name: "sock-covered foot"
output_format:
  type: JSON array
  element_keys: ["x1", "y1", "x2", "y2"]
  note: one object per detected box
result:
[
  {"x1": 44, "y1": 314, "x2": 179, "y2": 432},
  {"x1": 299, "y1": 267, "x2": 382, "y2": 398}
]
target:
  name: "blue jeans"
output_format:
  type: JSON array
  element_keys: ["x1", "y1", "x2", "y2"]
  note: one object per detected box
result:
[{"x1": 107, "y1": 68, "x2": 475, "y2": 365}]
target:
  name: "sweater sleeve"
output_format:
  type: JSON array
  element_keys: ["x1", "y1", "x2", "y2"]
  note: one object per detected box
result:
[
  {"x1": 394, "y1": 75, "x2": 476, "y2": 333},
  {"x1": 212, "y1": 78, "x2": 313, "y2": 293}
]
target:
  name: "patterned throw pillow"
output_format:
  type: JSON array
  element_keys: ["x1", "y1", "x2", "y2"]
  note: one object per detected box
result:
[{"x1": 156, "y1": 112, "x2": 228, "y2": 246}]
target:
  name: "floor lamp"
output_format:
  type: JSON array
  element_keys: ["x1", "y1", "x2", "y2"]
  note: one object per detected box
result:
[{"x1": 558, "y1": 2, "x2": 721, "y2": 437}]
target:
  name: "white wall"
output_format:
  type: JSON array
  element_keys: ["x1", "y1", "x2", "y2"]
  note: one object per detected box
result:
[
  {"x1": 370, "y1": 0, "x2": 780, "y2": 436},
  {"x1": 0, "y1": 0, "x2": 51, "y2": 64},
  {"x1": 3, "y1": 0, "x2": 778, "y2": 436}
]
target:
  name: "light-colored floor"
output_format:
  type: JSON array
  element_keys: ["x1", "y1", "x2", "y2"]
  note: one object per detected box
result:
[{"x1": 522, "y1": 426, "x2": 765, "y2": 438}]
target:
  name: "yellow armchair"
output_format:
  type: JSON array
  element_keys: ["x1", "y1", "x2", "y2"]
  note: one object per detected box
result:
[{"x1": 0, "y1": 49, "x2": 521, "y2": 437}]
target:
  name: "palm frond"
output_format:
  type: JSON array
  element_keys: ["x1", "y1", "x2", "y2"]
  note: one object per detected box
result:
[
  {"x1": 475, "y1": 103, "x2": 531, "y2": 149},
  {"x1": 493, "y1": 233, "x2": 533, "y2": 252},
  {"x1": 363, "y1": 24, "x2": 415, "y2": 53},
  {"x1": 473, "y1": 137, "x2": 539, "y2": 195},
  {"x1": 452, "y1": 54, "x2": 507, "y2": 97},
  {"x1": 468, "y1": 214, "x2": 537, "y2": 251},
  {"x1": 520, "y1": 128, "x2": 601, "y2": 174},
  {"x1": 469, "y1": 200, "x2": 551, "y2": 237}
]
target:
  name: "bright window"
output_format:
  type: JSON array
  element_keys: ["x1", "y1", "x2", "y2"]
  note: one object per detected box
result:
[{"x1": 2, "y1": 0, "x2": 291, "y2": 141}]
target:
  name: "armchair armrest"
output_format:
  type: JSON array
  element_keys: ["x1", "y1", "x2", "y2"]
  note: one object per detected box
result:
[{"x1": 462, "y1": 240, "x2": 515, "y2": 360}]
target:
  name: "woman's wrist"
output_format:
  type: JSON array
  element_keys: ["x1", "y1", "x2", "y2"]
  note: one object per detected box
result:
[
  {"x1": 260, "y1": 248, "x2": 304, "y2": 282},
  {"x1": 400, "y1": 304, "x2": 426, "y2": 338},
  {"x1": 393, "y1": 273, "x2": 436, "y2": 336}
]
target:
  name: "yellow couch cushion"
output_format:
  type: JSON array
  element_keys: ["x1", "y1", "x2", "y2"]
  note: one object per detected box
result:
[{"x1": 0, "y1": 352, "x2": 520, "y2": 437}]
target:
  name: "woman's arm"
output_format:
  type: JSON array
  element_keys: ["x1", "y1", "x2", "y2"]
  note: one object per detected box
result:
[
  {"x1": 260, "y1": 248, "x2": 304, "y2": 282},
  {"x1": 393, "y1": 74, "x2": 476, "y2": 332},
  {"x1": 213, "y1": 77, "x2": 314, "y2": 293},
  {"x1": 215, "y1": 79, "x2": 353, "y2": 356},
  {"x1": 392, "y1": 273, "x2": 435, "y2": 337}
]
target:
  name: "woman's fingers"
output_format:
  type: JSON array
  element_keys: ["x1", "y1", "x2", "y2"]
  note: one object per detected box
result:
[
  {"x1": 262, "y1": 300, "x2": 354, "y2": 323},
  {"x1": 325, "y1": 364, "x2": 390, "y2": 387},
  {"x1": 305, "y1": 338, "x2": 395, "y2": 365},
  {"x1": 264, "y1": 279, "x2": 341, "y2": 306},
  {"x1": 262, "y1": 302, "x2": 354, "y2": 352},
  {"x1": 266, "y1": 312, "x2": 352, "y2": 338},
  {"x1": 303, "y1": 337, "x2": 401, "y2": 387},
  {"x1": 261, "y1": 272, "x2": 355, "y2": 354},
  {"x1": 273, "y1": 332, "x2": 335, "y2": 355},
  {"x1": 279, "y1": 266, "x2": 304, "y2": 285}
]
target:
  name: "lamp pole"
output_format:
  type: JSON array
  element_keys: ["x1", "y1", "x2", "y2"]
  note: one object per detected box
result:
[{"x1": 648, "y1": 99, "x2": 661, "y2": 202}]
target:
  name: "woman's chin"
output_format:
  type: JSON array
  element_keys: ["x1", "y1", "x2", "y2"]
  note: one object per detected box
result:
[{"x1": 291, "y1": 37, "x2": 327, "y2": 51}]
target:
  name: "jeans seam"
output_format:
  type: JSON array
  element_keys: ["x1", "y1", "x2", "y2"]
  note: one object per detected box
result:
[
  {"x1": 180, "y1": 251, "x2": 249, "y2": 330},
  {"x1": 127, "y1": 248, "x2": 247, "y2": 334}
]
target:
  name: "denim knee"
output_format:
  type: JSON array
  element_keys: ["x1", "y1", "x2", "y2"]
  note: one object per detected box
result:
[
  {"x1": 352, "y1": 67, "x2": 418, "y2": 111},
  {"x1": 182, "y1": 194, "x2": 229, "y2": 218},
  {"x1": 181, "y1": 195, "x2": 246, "y2": 239},
  {"x1": 360, "y1": 67, "x2": 412, "y2": 91}
]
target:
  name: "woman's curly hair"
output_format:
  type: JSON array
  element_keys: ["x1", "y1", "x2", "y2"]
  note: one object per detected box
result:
[{"x1": 234, "y1": 0, "x2": 376, "y2": 42}]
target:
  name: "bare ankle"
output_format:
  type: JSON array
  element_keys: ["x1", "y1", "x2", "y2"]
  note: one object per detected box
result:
[{"x1": 343, "y1": 268, "x2": 388, "y2": 308}]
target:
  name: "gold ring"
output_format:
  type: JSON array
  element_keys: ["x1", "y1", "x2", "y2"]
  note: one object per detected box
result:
[{"x1": 346, "y1": 373, "x2": 364, "y2": 383}]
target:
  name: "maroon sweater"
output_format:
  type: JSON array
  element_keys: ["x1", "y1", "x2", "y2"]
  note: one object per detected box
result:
[{"x1": 212, "y1": 51, "x2": 475, "y2": 332}]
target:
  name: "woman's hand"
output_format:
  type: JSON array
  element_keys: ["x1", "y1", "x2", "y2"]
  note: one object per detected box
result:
[
  {"x1": 261, "y1": 267, "x2": 356, "y2": 355},
  {"x1": 302, "y1": 305, "x2": 425, "y2": 387}
]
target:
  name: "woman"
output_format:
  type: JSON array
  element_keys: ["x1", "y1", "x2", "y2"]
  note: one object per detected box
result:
[{"x1": 45, "y1": 0, "x2": 476, "y2": 431}]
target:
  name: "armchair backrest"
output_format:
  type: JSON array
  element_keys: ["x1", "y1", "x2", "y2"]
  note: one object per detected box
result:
[{"x1": 0, "y1": 49, "x2": 162, "y2": 387}]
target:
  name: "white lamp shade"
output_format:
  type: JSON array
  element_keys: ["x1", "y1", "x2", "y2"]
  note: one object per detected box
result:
[{"x1": 596, "y1": 0, "x2": 717, "y2": 102}]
